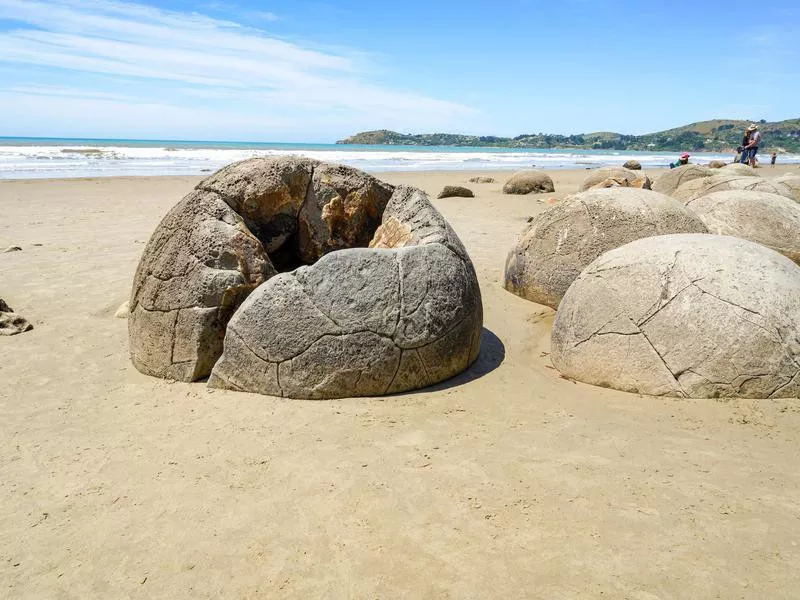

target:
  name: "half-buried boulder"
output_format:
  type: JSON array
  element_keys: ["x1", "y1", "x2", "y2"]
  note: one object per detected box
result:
[
  {"x1": 708, "y1": 160, "x2": 726, "y2": 169},
  {"x1": 580, "y1": 167, "x2": 648, "y2": 191},
  {"x1": 622, "y1": 159, "x2": 642, "y2": 170},
  {"x1": 503, "y1": 187, "x2": 708, "y2": 309},
  {"x1": 672, "y1": 174, "x2": 794, "y2": 202},
  {"x1": 720, "y1": 162, "x2": 759, "y2": 177},
  {"x1": 0, "y1": 298, "x2": 33, "y2": 336},
  {"x1": 438, "y1": 185, "x2": 475, "y2": 198},
  {"x1": 503, "y1": 171, "x2": 555, "y2": 195},
  {"x1": 551, "y1": 234, "x2": 800, "y2": 399},
  {"x1": 651, "y1": 164, "x2": 713, "y2": 196},
  {"x1": 775, "y1": 174, "x2": 800, "y2": 202},
  {"x1": 684, "y1": 190, "x2": 800, "y2": 264},
  {"x1": 468, "y1": 176, "x2": 495, "y2": 184},
  {"x1": 131, "y1": 157, "x2": 482, "y2": 398},
  {"x1": 208, "y1": 185, "x2": 482, "y2": 399}
]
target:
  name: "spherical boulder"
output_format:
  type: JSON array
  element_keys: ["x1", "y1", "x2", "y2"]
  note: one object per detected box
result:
[
  {"x1": 552, "y1": 234, "x2": 800, "y2": 399},
  {"x1": 775, "y1": 174, "x2": 800, "y2": 202},
  {"x1": 503, "y1": 188, "x2": 708, "y2": 309},
  {"x1": 651, "y1": 164, "x2": 713, "y2": 196},
  {"x1": 623, "y1": 159, "x2": 642, "y2": 170},
  {"x1": 208, "y1": 185, "x2": 482, "y2": 399},
  {"x1": 684, "y1": 190, "x2": 800, "y2": 264},
  {"x1": 438, "y1": 185, "x2": 475, "y2": 199},
  {"x1": 708, "y1": 160, "x2": 726, "y2": 169},
  {"x1": 580, "y1": 167, "x2": 648, "y2": 191},
  {"x1": 672, "y1": 174, "x2": 794, "y2": 202},
  {"x1": 503, "y1": 170, "x2": 555, "y2": 195},
  {"x1": 720, "y1": 162, "x2": 759, "y2": 177},
  {"x1": 131, "y1": 158, "x2": 482, "y2": 398}
]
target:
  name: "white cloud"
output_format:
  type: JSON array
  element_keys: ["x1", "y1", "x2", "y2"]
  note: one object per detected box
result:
[{"x1": 0, "y1": 0, "x2": 477, "y2": 139}]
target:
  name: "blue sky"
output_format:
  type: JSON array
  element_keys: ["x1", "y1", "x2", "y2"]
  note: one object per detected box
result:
[{"x1": 0, "y1": 0, "x2": 798, "y2": 142}]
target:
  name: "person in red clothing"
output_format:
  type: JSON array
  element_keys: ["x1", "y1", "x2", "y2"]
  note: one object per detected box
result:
[{"x1": 669, "y1": 152, "x2": 690, "y2": 169}]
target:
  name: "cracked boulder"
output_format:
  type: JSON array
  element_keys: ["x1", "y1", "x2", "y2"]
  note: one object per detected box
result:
[
  {"x1": 580, "y1": 167, "x2": 649, "y2": 191},
  {"x1": 551, "y1": 234, "x2": 800, "y2": 399},
  {"x1": 672, "y1": 174, "x2": 794, "y2": 203},
  {"x1": 684, "y1": 190, "x2": 800, "y2": 264},
  {"x1": 775, "y1": 174, "x2": 800, "y2": 202},
  {"x1": 502, "y1": 171, "x2": 555, "y2": 195},
  {"x1": 208, "y1": 185, "x2": 482, "y2": 399},
  {"x1": 651, "y1": 164, "x2": 713, "y2": 196},
  {"x1": 129, "y1": 190, "x2": 276, "y2": 381},
  {"x1": 130, "y1": 157, "x2": 398, "y2": 384},
  {"x1": 503, "y1": 187, "x2": 708, "y2": 309}
]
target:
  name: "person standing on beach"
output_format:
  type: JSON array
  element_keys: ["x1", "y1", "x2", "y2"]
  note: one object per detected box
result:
[
  {"x1": 771, "y1": 151, "x2": 777, "y2": 167},
  {"x1": 742, "y1": 124, "x2": 761, "y2": 168},
  {"x1": 738, "y1": 127, "x2": 751, "y2": 164}
]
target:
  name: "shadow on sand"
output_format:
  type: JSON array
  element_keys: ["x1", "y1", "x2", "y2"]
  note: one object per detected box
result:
[{"x1": 404, "y1": 327, "x2": 505, "y2": 395}]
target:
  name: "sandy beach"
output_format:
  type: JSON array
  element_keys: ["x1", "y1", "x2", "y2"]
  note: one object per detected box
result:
[{"x1": 2, "y1": 165, "x2": 800, "y2": 598}]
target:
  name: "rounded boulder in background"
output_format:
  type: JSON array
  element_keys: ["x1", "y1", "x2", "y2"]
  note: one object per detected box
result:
[
  {"x1": 684, "y1": 190, "x2": 800, "y2": 264},
  {"x1": 502, "y1": 170, "x2": 555, "y2": 195},
  {"x1": 503, "y1": 187, "x2": 707, "y2": 309}
]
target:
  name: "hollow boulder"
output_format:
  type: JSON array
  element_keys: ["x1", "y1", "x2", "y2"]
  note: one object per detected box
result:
[
  {"x1": 130, "y1": 157, "x2": 482, "y2": 398},
  {"x1": 580, "y1": 167, "x2": 648, "y2": 191},
  {"x1": 551, "y1": 234, "x2": 800, "y2": 399},
  {"x1": 684, "y1": 190, "x2": 800, "y2": 264},
  {"x1": 503, "y1": 171, "x2": 555, "y2": 195},
  {"x1": 503, "y1": 187, "x2": 707, "y2": 309}
]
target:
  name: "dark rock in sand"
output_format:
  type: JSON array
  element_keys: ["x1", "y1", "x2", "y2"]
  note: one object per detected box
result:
[{"x1": 437, "y1": 185, "x2": 475, "y2": 199}]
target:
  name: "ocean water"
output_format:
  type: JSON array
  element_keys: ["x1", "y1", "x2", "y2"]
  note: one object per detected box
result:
[{"x1": 1, "y1": 137, "x2": 797, "y2": 180}]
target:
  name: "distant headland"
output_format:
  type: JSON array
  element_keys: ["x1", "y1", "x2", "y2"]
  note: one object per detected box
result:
[{"x1": 337, "y1": 119, "x2": 800, "y2": 152}]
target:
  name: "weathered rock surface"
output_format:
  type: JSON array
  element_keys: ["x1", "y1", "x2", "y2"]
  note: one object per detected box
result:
[
  {"x1": 622, "y1": 160, "x2": 642, "y2": 170},
  {"x1": 685, "y1": 190, "x2": 800, "y2": 264},
  {"x1": 580, "y1": 167, "x2": 648, "y2": 191},
  {"x1": 708, "y1": 160, "x2": 727, "y2": 169},
  {"x1": 468, "y1": 176, "x2": 495, "y2": 184},
  {"x1": 0, "y1": 298, "x2": 33, "y2": 336},
  {"x1": 651, "y1": 164, "x2": 712, "y2": 196},
  {"x1": 552, "y1": 234, "x2": 800, "y2": 399},
  {"x1": 503, "y1": 171, "x2": 555, "y2": 195},
  {"x1": 503, "y1": 188, "x2": 708, "y2": 309},
  {"x1": 775, "y1": 174, "x2": 800, "y2": 202},
  {"x1": 673, "y1": 174, "x2": 794, "y2": 202},
  {"x1": 129, "y1": 189, "x2": 275, "y2": 381},
  {"x1": 438, "y1": 185, "x2": 475, "y2": 199},
  {"x1": 720, "y1": 162, "x2": 759, "y2": 177},
  {"x1": 209, "y1": 185, "x2": 482, "y2": 398}
]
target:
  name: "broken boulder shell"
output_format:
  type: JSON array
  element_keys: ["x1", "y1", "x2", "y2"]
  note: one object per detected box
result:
[
  {"x1": 551, "y1": 234, "x2": 800, "y2": 399},
  {"x1": 208, "y1": 185, "x2": 482, "y2": 399},
  {"x1": 130, "y1": 158, "x2": 482, "y2": 398}
]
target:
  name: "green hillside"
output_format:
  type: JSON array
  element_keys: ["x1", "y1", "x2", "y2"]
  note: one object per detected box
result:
[{"x1": 337, "y1": 119, "x2": 800, "y2": 152}]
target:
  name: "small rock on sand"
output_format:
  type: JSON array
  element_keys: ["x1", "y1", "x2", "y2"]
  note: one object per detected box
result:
[
  {"x1": 115, "y1": 300, "x2": 130, "y2": 319},
  {"x1": 3, "y1": 246, "x2": 22, "y2": 253}
]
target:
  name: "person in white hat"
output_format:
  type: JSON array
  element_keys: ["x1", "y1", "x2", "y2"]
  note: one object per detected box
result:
[{"x1": 742, "y1": 124, "x2": 762, "y2": 168}]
